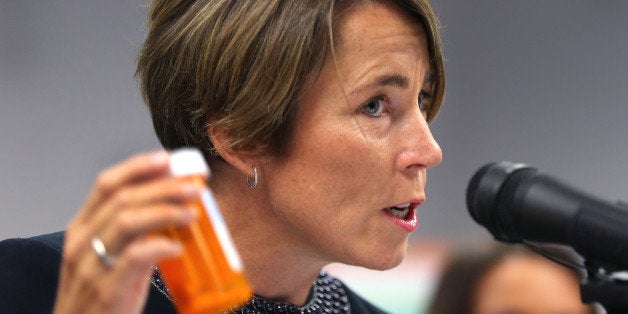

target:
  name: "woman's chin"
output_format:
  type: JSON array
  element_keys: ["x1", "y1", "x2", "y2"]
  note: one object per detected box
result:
[
  {"x1": 344, "y1": 243, "x2": 408, "y2": 271},
  {"x1": 365, "y1": 253, "x2": 406, "y2": 271}
]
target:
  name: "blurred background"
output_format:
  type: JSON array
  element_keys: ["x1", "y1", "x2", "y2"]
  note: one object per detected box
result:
[{"x1": 1, "y1": 1, "x2": 626, "y2": 313}]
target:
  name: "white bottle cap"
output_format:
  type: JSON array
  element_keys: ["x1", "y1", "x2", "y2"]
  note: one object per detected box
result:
[{"x1": 169, "y1": 148, "x2": 210, "y2": 177}]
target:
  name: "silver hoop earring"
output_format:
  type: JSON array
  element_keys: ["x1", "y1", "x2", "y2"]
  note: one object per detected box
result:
[{"x1": 246, "y1": 166, "x2": 258, "y2": 189}]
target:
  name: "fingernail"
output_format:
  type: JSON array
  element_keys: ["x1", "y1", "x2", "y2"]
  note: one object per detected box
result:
[
  {"x1": 151, "y1": 151, "x2": 169, "y2": 164},
  {"x1": 182, "y1": 208, "x2": 198, "y2": 221},
  {"x1": 182, "y1": 183, "x2": 200, "y2": 197},
  {"x1": 171, "y1": 241, "x2": 184, "y2": 255}
]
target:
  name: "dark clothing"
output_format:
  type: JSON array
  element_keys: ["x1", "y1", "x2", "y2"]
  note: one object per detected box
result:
[{"x1": 0, "y1": 232, "x2": 386, "y2": 313}]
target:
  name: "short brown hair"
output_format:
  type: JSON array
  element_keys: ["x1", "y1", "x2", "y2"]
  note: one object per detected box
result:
[{"x1": 136, "y1": 0, "x2": 445, "y2": 162}]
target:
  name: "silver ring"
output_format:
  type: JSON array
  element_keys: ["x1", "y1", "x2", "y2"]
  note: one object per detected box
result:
[{"x1": 91, "y1": 236, "x2": 116, "y2": 268}]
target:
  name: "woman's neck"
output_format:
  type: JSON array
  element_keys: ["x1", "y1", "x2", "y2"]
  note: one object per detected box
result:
[
  {"x1": 237, "y1": 245, "x2": 323, "y2": 305},
  {"x1": 210, "y1": 166, "x2": 327, "y2": 306}
]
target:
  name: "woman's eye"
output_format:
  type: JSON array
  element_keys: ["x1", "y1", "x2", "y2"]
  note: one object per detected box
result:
[
  {"x1": 361, "y1": 96, "x2": 386, "y2": 117},
  {"x1": 418, "y1": 90, "x2": 433, "y2": 114}
]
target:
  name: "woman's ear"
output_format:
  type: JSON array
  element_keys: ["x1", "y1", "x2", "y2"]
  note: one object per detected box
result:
[{"x1": 207, "y1": 126, "x2": 259, "y2": 177}]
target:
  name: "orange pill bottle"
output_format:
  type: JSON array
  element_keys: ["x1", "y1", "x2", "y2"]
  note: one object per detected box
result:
[{"x1": 158, "y1": 148, "x2": 252, "y2": 314}]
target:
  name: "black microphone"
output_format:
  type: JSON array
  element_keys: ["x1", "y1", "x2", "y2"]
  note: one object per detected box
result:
[{"x1": 466, "y1": 161, "x2": 628, "y2": 268}]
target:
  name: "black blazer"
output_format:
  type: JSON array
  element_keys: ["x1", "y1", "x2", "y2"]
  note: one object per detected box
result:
[{"x1": 0, "y1": 232, "x2": 387, "y2": 313}]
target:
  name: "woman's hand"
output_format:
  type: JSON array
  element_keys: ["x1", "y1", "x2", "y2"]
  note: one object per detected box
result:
[{"x1": 54, "y1": 151, "x2": 199, "y2": 314}]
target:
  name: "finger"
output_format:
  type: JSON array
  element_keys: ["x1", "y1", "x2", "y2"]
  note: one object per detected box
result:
[
  {"x1": 84, "y1": 175, "x2": 202, "y2": 237},
  {"x1": 74, "y1": 150, "x2": 170, "y2": 224},
  {"x1": 98, "y1": 204, "x2": 197, "y2": 254},
  {"x1": 117, "y1": 235, "x2": 184, "y2": 273},
  {"x1": 61, "y1": 236, "x2": 182, "y2": 314},
  {"x1": 57, "y1": 238, "x2": 111, "y2": 314},
  {"x1": 104, "y1": 236, "x2": 183, "y2": 313}
]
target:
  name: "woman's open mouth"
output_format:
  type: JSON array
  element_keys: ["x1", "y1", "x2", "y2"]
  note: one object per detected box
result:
[
  {"x1": 384, "y1": 202, "x2": 412, "y2": 219},
  {"x1": 383, "y1": 202, "x2": 419, "y2": 232}
]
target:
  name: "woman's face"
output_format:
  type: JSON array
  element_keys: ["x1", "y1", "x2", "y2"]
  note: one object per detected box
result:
[{"x1": 259, "y1": 1, "x2": 441, "y2": 269}]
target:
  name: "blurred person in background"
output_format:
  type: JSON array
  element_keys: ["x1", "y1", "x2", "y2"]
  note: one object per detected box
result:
[{"x1": 428, "y1": 242, "x2": 596, "y2": 314}]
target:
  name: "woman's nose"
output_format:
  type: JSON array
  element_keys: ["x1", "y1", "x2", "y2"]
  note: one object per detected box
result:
[{"x1": 395, "y1": 110, "x2": 443, "y2": 172}]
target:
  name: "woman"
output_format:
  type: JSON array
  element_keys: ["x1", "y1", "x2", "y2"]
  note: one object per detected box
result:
[
  {"x1": 0, "y1": 0, "x2": 444, "y2": 312},
  {"x1": 427, "y1": 243, "x2": 596, "y2": 314}
]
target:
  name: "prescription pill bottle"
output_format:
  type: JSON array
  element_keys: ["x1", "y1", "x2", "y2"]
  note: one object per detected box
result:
[{"x1": 158, "y1": 148, "x2": 252, "y2": 314}]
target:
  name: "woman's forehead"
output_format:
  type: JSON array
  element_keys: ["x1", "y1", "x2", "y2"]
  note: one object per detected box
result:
[{"x1": 332, "y1": 2, "x2": 429, "y2": 75}]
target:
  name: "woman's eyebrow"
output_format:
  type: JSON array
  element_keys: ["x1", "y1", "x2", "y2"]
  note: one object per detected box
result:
[
  {"x1": 350, "y1": 71, "x2": 434, "y2": 95},
  {"x1": 350, "y1": 74, "x2": 409, "y2": 95}
]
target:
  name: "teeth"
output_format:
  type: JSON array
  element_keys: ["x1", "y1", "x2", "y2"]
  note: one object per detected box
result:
[
  {"x1": 385, "y1": 206, "x2": 410, "y2": 218},
  {"x1": 394, "y1": 203, "x2": 411, "y2": 209}
]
